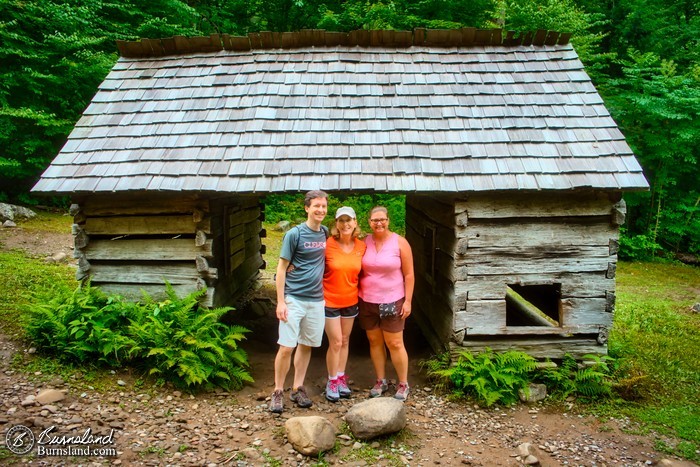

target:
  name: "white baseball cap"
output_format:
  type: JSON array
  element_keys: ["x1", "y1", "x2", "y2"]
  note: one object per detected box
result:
[{"x1": 335, "y1": 206, "x2": 356, "y2": 219}]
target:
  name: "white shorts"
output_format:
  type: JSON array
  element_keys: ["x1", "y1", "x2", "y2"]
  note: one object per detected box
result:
[{"x1": 278, "y1": 296, "x2": 325, "y2": 348}]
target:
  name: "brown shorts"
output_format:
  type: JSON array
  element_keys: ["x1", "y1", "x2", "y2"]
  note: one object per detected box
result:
[{"x1": 358, "y1": 297, "x2": 406, "y2": 333}]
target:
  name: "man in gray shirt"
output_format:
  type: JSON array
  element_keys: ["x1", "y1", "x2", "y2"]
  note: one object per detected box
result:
[{"x1": 269, "y1": 190, "x2": 329, "y2": 413}]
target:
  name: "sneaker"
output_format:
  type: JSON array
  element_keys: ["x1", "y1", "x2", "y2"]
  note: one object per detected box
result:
[
  {"x1": 394, "y1": 382, "x2": 410, "y2": 401},
  {"x1": 290, "y1": 385, "x2": 313, "y2": 408},
  {"x1": 369, "y1": 379, "x2": 388, "y2": 398},
  {"x1": 269, "y1": 389, "x2": 284, "y2": 413},
  {"x1": 337, "y1": 374, "x2": 352, "y2": 398},
  {"x1": 325, "y1": 379, "x2": 340, "y2": 402}
]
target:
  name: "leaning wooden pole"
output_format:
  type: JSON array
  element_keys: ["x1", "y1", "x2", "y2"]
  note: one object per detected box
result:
[{"x1": 505, "y1": 286, "x2": 559, "y2": 327}]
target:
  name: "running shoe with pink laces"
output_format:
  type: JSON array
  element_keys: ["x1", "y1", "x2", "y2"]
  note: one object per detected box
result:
[
  {"x1": 325, "y1": 379, "x2": 340, "y2": 402},
  {"x1": 394, "y1": 382, "x2": 410, "y2": 401},
  {"x1": 369, "y1": 379, "x2": 388, "y2": 398},
  {"x1": 337, "y1": 374, "x2": 352, "y2": 398}
]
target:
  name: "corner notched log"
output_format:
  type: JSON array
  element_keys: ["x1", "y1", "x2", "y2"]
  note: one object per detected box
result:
[{"x1": 505, "y1": 286, "x2": 559, "y2": 327}]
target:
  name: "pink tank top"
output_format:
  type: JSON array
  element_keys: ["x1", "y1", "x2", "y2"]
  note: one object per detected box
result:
[{"x1": 359, "y1": 233, "x2": 405, "y2": 303}]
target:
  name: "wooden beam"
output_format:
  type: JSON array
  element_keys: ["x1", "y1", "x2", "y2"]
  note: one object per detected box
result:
[
  {"x1": 85, "y1": 215, "x2": 203, "y2": 236},
  {"x1": 451, "y1": 338, "x2": 607, "y2": 360},
  {"x1": 456, "y1": 221, "x2": 617, "y2": 246},
  {"x1": 85, "y1": 238, "x2": 212, "y2": 261},
  {"x1": 506, "y1": 286, "x2": 558, "y2": 327},
  {"x1": 88, "y1": 262, "x2": 199, "y2": 284},
  {"x1": 455, "y1": 192, "x2": 613, "y2": 219}
]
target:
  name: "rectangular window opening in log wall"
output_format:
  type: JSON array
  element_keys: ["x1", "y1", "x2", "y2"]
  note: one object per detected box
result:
[{"x1": 505, "y1": 284, "x2": 561, "y2": 327}]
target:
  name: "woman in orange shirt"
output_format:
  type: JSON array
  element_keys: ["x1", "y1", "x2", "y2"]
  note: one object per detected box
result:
[{"x1": 323, "y1": 206, "x2": 366, "y2": 402}]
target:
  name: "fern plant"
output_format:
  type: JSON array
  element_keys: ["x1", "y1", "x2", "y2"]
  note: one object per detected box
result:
[
  {"x1": 534, "y1": 354, "x2": 614, "y2": 400},
  {"x1": 24, "y1": 281, "x2": 254, "y2": 391},
  {"x1": 23, "y1": 282, "x2": 135, "y2": 365},
  {"x1": 127, "y1": 284, "x2": 254, "y2": 390},
  {"x1": 425, "y1": 348, "x2": 537, "y2": 406}
]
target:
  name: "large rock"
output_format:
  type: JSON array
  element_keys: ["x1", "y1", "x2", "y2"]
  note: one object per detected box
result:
[
  {"x1": 0, "y1": 203, "x2": 37, "y2": 222},
  {"x1": 274, "y1": 220, "x2": 291, "y2": 232},
  {"x1": 345, "y1": 398, "x2": 406, "y2": 440},
  {"x1": 519, "y1": 383, "x2": 547, "y2": 403},
  {"x1": 285, "y1": 416, "x2": 337, "y2": 456},
  {"x1": 35, "y1": 389, "x2": 67, "y2": 405}
]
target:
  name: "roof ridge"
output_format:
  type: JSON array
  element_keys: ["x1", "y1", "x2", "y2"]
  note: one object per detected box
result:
[{"x1": 116, "y1": 28, "x2": 572, "y2": 58}]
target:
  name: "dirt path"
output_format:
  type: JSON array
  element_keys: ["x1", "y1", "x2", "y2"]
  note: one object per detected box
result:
[{"x1": 0, "y1": 222, "x2": 696, "y2": 466}]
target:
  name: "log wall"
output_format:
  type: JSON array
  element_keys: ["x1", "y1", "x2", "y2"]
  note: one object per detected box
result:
[
  {"x1": 450, "y1": 191, "x2": 625, "y2": 357},
  {"x1": 209, "y1": 196, "x2": 265, "y2": 307},
  {"x1": 71, "y1": 194, "x2": 265, "y2": 308}
]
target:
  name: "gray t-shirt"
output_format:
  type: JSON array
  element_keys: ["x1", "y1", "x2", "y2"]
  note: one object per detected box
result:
[{"x1": 280, "y1": 223, "x2": 328, "y2": 301}]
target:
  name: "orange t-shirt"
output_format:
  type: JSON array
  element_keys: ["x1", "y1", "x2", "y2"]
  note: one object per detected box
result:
[{"x1": 323, "y1": 237, "x2": 367, "y2": 308}]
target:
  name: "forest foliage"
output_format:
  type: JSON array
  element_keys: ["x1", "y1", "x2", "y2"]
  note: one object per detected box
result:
[{"x1": 1, "y1": 0, "x2": 698, "y2": 258}]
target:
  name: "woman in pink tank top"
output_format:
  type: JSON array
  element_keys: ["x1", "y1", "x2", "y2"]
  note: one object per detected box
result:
[{"x1": 358, "y1": 206, "x2": 415, "y2": 401}]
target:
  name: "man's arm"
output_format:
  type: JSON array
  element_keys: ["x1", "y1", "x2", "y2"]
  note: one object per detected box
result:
[{"x1": 276, "y1": 258, "x2": 290, "y2": 322}]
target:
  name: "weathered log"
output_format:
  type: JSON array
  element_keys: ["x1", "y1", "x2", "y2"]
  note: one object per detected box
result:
[
  {"x1": 85, "y1": 215, "x2": 207, "y2": 235},
  {"x1": 85, "y1": 238, "x2": 213, "y2": 260},
  {"x1": 606, "y1": 262, "x2": 616, "y2": 279},
  {"x1": 192, "y1": 208, "x2": 205, "y2": 223},
  {"x1": 505, "y1": 286, "x2": 559, "y2": 327},
  {"x1": 456, "y1": 192, "x2": 612, "y2": 219},
  {"x1": 73, "y1": 212, "x2": 87, "y2": 224},
  {"x1": 77, "y1": 255, "x2": 90, "y2": 272},
  {"x1": 195, "y1": 230, "x2": 207, "y2": 247},
  {"x1": 611, "y1": 199, "x2": 626, "y2": 226},
  {"x1": 451, "y1": 337, "x2": 607, "y2": 360},
  {"x1": 74, "y1": 226, "x2": 89, "y2": 249}
]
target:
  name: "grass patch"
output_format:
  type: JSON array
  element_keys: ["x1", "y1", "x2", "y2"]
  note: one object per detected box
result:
[
  {"x1": 0, "y1": 249, "x2": 74, "y2": 336},
  {"x1": 262, "y1": 222, "x2": 285, "y2": 274},
  {"x1": 606, "y1": 261, "x2": 700, "y2": 461},
  {"x1": 17, "y1": 209, "x2": 73, "y2": 234}
]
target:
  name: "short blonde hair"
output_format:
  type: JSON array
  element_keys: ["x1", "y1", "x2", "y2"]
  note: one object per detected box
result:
[{"x1": 331, "y1": 219, "x2": 363, "y2": 240}]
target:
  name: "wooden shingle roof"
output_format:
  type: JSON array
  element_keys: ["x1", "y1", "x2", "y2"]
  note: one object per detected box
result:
[{"x1": 33, "y1": 29, "x2": 649, "y2": 194}]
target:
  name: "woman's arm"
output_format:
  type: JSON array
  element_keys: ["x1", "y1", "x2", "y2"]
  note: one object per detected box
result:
[{"x1": 398, "y1": 236, "x2": 415, "y2": 317}]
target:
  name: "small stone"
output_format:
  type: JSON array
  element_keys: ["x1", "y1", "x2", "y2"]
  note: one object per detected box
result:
[
  {"x1": 117, "y1": 380, "x2": 126, "y2": 386},
  {"x1": 21, "y1": 395, "x2": 36, "y2": 407}
]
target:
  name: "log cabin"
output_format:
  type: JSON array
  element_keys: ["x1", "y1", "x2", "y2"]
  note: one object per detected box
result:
[{"x1": 33, "y1": 29, "x2": 648, "y2": 358}]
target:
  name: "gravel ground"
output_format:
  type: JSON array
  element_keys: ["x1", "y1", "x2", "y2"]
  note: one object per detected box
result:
[
  {"x1": 1, "y1": 330, "x2": 696, "y2": 467},
  {"x1": 0, "y1": 222, "x2": 696, "y2": 466}
]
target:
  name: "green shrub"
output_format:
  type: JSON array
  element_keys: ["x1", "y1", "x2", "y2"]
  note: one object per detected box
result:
[
  {"x1": 619, "y1": 229, "x2": 663, "y2": 261},
  {"x1": 23, "y1": 283, "x2": 134, "y2": 365},
  {"x1": 424, "y1": 350, "x2": 616, "y2": 406},
  {"x1": 23, "y1": 282, "x2": 253, "y2": 390},
  {"x1": 128, "y1": 285, "x2": 253, "y2": 390},
  {"x1": 425, "y1": 348, "x2": 536, "y2": 406},
  {"x1": 535, "y1": 354, "x2": 614, "y2": 400},
  {"x1": 264, "y1": 193, "x2": 406, "y2": 235}
]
